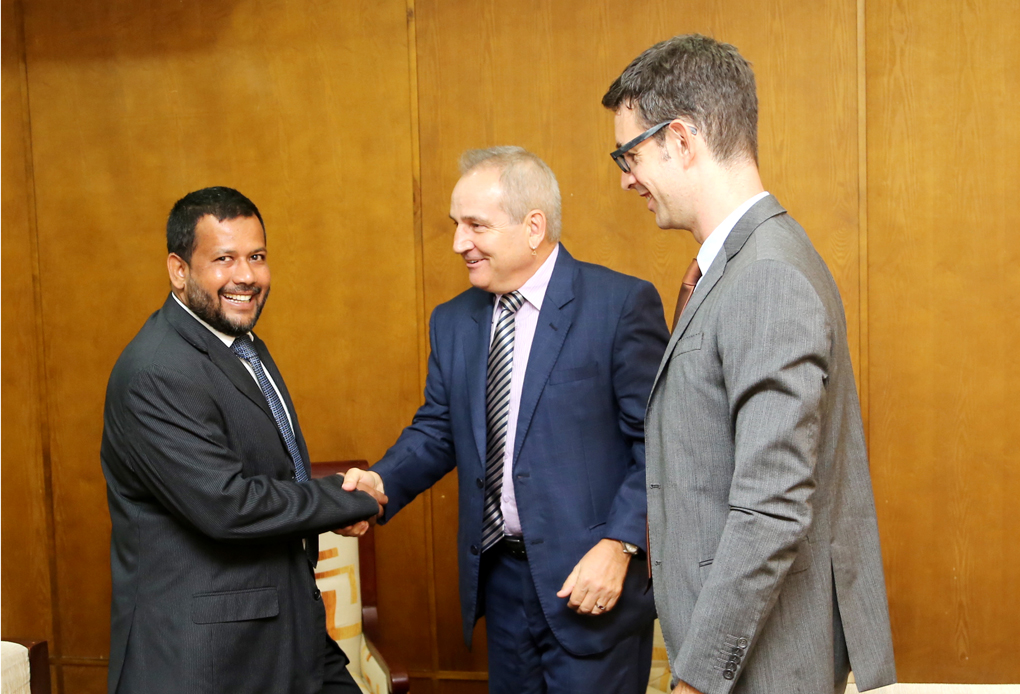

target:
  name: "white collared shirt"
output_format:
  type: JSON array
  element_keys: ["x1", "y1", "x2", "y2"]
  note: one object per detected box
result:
[
  {"x1": 171, "y1": 293, "x2": 293, "y2": 430},
  {"x1": 696, "y1": 191, "x2": 770, "y2": 285},
  {"x1": 489, "y1": 243, "x2": 560, "y2": 537}
]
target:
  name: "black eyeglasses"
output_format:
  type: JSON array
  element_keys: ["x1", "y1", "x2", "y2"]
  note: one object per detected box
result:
[{"x1": 610, "y1": 120, "x2": 674, "y2": 173}]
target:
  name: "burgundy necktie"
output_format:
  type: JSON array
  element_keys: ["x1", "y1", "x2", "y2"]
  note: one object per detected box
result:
[{"x1": 671, "y1": 258, "x2": 703, "y2": 330}]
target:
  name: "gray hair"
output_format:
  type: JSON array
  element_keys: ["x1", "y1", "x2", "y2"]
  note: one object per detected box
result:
[
  {"x1": 458, "y1": 146, "x2": 562, "y2": 242},
  {"x1": 602, "y1": 34, "x2": 758, "y2": 166}
]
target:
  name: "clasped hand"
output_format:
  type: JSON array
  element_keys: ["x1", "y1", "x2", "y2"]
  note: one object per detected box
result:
[
  {"x1": 333, "y1": 469, "x2": 387, "y2": 537},
  {"x1": 556, "y1": 538, "x2": 631, "y2": 616}
]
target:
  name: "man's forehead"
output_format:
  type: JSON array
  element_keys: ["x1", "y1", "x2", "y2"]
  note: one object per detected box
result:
[
  {"x1": 194, "y1": 215, "x2": 266, "y2": 248},
  {"x1": 613, "y1": 107, "x2": 642, "y2": 147}
]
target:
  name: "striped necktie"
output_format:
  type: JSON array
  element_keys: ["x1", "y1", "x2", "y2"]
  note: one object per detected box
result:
[
  {"x1": 231, "y1": 335, "x2": 309, "y2": 483},
  {"x1": 480, "y1": 291, "x2": 525, "y2": 552}
]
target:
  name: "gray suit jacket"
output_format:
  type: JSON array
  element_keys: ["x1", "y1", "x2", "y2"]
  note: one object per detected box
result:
[{"x1": 646, "y1": 196, "x2": 896, "y2": 694}]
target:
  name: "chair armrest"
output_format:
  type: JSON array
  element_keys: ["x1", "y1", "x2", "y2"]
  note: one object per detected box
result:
[
  {"x1": 2, "y1": 638, "x2": 51, "y2": 694},
  {"x1": 363, "y1": 634, "x2": 410, "y2": 694}
]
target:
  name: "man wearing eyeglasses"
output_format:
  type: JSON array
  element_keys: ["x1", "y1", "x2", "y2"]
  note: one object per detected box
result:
[
  {"x1": 603, "y1": 35, "x2": 896, "y2": 694},
  {"x1": 341, "y1": 147, "x2": 668, "y2": 693}
]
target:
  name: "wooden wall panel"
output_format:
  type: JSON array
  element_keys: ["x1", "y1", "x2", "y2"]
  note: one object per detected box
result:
[
  {"x1": 60, "y1": 665, "x2": 107, "y2": 694},
  {"x1": 1, "y1": 0, "x2": 55, "y2": 654},
  {"x1": 866, "y1": 0, "x2": 1020, "y2": 682},
  {"x1": 415, "y1": 0, "x2": 859, "y2": 675},
  {"x1": 6, "y1": 0, "x2": 1020, "y2": 688}
]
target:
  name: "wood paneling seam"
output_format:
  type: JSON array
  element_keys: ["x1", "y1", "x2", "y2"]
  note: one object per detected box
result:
[
  {"x1": 857, "y1": 0, "x2": 870, "y2": 449},
  {"x1": 14, "y1": 2, "x2": 63, "y2": 689},
  {"x1": 404, "y1": 0, "x2": 441, "y2": 678},
  {"x1": 407, "y1": 669, "x2": 488, "y2": 681}
]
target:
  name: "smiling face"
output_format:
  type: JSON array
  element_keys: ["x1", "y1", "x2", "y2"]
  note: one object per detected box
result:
[
  {"x1": 614, "y1": 106, "x2": 693, "y2": 231},
  {"x1": 449, "y1": 166, "x2": 544, "y2": 294},
  {"x1": 168, "y1": 214, "x2": 271, "y2": 336}
]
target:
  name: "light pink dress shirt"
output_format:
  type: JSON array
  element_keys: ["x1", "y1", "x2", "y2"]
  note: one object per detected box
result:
[{"x1": 489, "y1": 243, "x2": 560, "y2": 537}]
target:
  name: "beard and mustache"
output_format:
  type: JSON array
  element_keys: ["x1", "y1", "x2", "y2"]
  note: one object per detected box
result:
[{"x1": 184, "y1": 277, "x2": 270, "y2": 338}]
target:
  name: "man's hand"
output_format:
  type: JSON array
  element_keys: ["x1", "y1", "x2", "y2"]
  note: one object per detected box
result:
[
  {"x1": 672, "y1": 681, "x2": 703, "y2": 694},
  {"x1": 555, "y1": 538, "x2": 631, "y2": 615},
  {"x1": 333, "y1": 469, "x2": 387, "y2": 537}
]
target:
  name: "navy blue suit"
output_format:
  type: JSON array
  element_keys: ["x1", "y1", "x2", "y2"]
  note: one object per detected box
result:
[{"x1": 372, "y1": 246, "x2": 668, "y2": 662}]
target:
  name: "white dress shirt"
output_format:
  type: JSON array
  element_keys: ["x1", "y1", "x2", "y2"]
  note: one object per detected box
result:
[
  {"x1": 489, "y1": 243, "x2": 560, "y2": 537},
  {"x1": 696, "y1": 191, "x2": 770, "y2": 286},
  {"x1": 172, "y1": 293, "x2": 294, "y2": 430}
]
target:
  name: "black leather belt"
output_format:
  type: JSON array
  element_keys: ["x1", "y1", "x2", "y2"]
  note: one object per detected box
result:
[{"x1": 499, "y1": 535, "x2": 527, "y2": 560}]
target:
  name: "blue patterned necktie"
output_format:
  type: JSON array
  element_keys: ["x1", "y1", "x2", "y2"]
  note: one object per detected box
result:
[
  {"x1": 481, "y1": 291, "x2": 526, "y2": 552},
  {"x1": 231, "y1": 335, "x2": 309, "y2": 483}
]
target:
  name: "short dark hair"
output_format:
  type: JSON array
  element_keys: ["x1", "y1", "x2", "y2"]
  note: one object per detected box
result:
[
  {"x1": 602, "y1": 34, "x2": 758, "y2": 165},
  {"x1": 166, "y1": 187, "x2": 265, "y2": 263}
]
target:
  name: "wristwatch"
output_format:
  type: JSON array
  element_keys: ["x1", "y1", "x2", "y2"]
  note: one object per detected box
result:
[{"x1": 620, "y1": 541, "x2": 640, "y2": 555}]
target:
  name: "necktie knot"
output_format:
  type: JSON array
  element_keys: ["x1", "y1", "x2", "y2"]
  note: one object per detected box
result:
[
  {"x1": 682, "y1": 258, "x2": 702, "y2": 286},
  {"x1": 231, "y1": 334, "x2": 257, "y2": 361},
  {"x1": 499, "y1": 291, "x2": 525, "y2": 314},
  {"x1": 671, "y1": 258, "x2": 703, "y2": 331}
]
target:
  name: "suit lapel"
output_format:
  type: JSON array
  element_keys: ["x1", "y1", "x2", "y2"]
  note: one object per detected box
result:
[
  {"x1": 466, "y1": 292, "x2": 496, "y2": 470},
  {"x1": 650, "y1": 195, "x2": 787, "y2": 394},
  {"x1": 512, "y1": 248, "x2": 576, "y2": 465},
  {"x1": 162, "y1": 294, "x2": 274, "y2": 422}
]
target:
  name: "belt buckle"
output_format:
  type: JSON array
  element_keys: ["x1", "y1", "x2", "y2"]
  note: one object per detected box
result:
[{"x1": 502, "y1": 535, "x2": 527, "y2": 560}]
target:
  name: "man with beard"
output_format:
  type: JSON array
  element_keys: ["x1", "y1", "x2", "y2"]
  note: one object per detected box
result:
[{"x1": 100, "y1": 186, "x2": 386, "y2": 694}]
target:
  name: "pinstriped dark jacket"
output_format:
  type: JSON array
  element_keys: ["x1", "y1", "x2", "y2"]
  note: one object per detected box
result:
[{"x1": 101, "y1": 294, "x2": 379, "y2": 694}]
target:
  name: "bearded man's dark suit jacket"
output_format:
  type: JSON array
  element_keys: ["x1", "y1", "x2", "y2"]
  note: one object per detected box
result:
[
  {"x1": 101, "y1": 295, "x2": 380, "y2": 694},
  {"x1": 371, "y1": 246, "x2": 669, "y2": 656}
]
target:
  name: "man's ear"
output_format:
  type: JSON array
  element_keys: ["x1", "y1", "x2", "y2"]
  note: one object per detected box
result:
[
  {"x1": 667, "y1": 120, "x2": 698, "y2": 163},
  {"x1": 525, "y1": 209, "x2": 548, "y2": 250},
  {"x1": 167, "y1": 253, "x2": 189, "y2": 291}
]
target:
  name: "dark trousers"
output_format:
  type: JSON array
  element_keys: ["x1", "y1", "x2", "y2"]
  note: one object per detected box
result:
[
  {"x1": 482, "y1": 545, "x2": 653, "y2": 694},
  {"x1": 321, "y1": 633, "x2": 361, "y2": 694}
]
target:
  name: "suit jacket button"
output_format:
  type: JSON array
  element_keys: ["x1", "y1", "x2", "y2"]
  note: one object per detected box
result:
[
  {"x1": 475, "y1": 477, "x2": 483, "y2": 488},
  {"x1": 470, "y1": 544, "x2": 479, "y2": 555},
  {"x1": 723, "y1": 670, "x2": 735, "y2": 680},
  {"x1": 313, "y1": 588, "x2": 321, "y2": 601}
]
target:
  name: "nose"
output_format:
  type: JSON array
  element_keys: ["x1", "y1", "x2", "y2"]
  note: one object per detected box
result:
[
  {"x1": 452, "y1": 224, "x2": 472, "y2": 254},
  {"x1": 233, "y1": 258, "x2": 256, "y2": 285},
  {"x1": 620, "y1": 169, "x2": 637, "y2": 190}
]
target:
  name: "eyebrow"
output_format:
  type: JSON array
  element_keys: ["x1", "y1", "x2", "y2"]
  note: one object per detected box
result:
[
  {"x1": 212, "y1": 246, "x2": 267, "y2": 255},
  {"x1": 450, "y1": 214, "x2": 490, "y2": 225}
]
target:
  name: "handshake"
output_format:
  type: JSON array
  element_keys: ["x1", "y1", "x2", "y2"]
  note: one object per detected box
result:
[{"x1": 335, "y1": 468, "x2": 387, "y2": 537}]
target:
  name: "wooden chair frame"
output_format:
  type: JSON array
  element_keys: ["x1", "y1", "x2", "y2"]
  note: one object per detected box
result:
[{"x1": 1, "y1": 638, "x2": 51, "y2": 694}]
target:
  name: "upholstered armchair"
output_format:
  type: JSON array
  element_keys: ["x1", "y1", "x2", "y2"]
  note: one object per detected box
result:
[
  {"x1": 0, "y1": 639, "x2": 51, "y2": 694},
  {"x1": 311, "y1": 461, "x2": 409, "y2": 694}
]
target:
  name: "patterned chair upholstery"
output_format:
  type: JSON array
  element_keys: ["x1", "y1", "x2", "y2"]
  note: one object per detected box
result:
[
  {"x1": 646, "y1": 620, "x2": 671, "y2": 693},
  {"x1": 312, "y1": 461, "x2": 409, "y2": 694}
]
